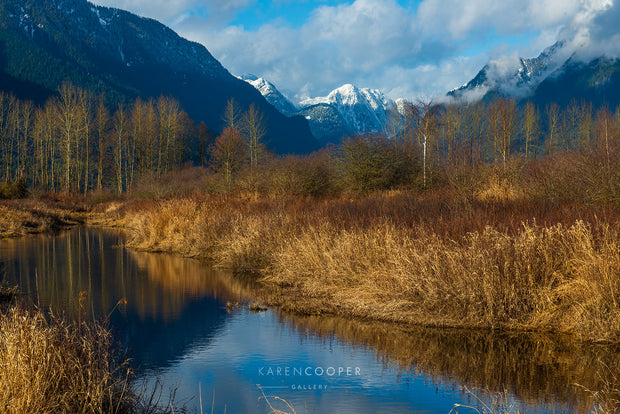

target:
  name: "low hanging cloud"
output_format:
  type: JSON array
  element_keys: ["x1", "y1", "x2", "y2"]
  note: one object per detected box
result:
[
  {"x1": 457, "y1": 0, "x2": 614, "y2": 101},
  {"x1": 90, "y1": 0, "x2": 618, "y2": 101},
  {"x1": 566, "y1": 0, "x2": 620, "y2": 60}
]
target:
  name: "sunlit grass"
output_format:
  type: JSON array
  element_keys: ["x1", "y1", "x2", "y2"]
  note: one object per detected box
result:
[
  {"x1": 107, "y1": 185, "x2": 620, "y2": 342},
  {"x1": 0, "y1": 298, "x2": 182, "y2": 414}
]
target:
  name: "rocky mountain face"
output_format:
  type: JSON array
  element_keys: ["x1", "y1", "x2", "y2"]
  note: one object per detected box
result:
[
  {"x1": 449, "y1": 42, "x2": 568, "y2": 101},
  {"x1": 0, "y1": 0, "x2": 319, "y2": 154},
  {"x1": 243, "y1": 78, "x2": 396, "y2": 146},
  {"x1": 298, "y1": 84, "x2": 395, "y2": 145},
  {"x1": 530, "y1": 56, "x2": 620, "y2": 107}
]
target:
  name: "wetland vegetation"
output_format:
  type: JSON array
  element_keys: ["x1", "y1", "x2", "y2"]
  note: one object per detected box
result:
[{"x1": 0, "y1": 84, "x2": 619, "y2": 412}]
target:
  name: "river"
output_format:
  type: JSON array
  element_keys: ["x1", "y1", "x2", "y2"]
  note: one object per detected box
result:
[{"x1": 0, "y1": 227, "x2": 614, "y2": 413}]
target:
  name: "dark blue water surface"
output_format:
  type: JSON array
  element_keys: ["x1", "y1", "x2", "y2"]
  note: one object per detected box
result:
[{"x1": 0, "y1": 228, "x2": 613, "y2": 413}]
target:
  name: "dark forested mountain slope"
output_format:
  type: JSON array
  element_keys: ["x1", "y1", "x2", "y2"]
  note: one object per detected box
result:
[{"x1": 0, "y1": 0, "x2": 318, "y2": 153}]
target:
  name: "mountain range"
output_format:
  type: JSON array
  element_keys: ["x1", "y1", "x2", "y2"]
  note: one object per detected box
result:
[
  {"x1": 3, "y1": 0, "x2": 619, "y2": 154},
  {"x1": 246, "y1": 39, "x2": 620, "y2": 146},
  {"x1": 242, "y1": 77, "x2": 396, "y2": 145},
  {"x1": 0, "y1": 0, "x2": 319, "y2": 154}
]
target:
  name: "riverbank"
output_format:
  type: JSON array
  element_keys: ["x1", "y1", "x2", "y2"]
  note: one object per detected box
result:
[
  {"x1": 94, "y1": 188, "x2": 620, "y2": 344},
  {"x1": 0, "y1": 199, "x2": 86, "y2": 238}
]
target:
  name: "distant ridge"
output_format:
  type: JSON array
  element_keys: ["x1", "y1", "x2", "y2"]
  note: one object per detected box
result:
[{"x1": 449, "y1": 40, "x2": 620, "y2": 108}]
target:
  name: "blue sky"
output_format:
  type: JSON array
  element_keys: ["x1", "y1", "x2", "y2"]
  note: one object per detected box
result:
[{"x1": 89, "y1": 0, "x2": 613, "y2": 102}]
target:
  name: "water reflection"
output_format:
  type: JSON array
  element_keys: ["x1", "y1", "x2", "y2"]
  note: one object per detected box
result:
[
  {"x1": 0, "y1": 228, "x2": 617, "y2": 413},
  {"x1": 0, "y1": 228, "x2": 239, "y2": 370},
  {"x1": 278, "y1": 314, "x2": 620, "y2": 413}
]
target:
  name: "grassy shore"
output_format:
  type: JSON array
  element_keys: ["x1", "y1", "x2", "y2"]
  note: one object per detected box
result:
[
  {"x1": 96, "y1": 173, "x2": 619, "y2": 342},
  {"x1": 0, "y1": 288, "x2": 180, "y2": 414},
  {"x1": 0, "y1": 198, "x2": 86, "y2": 238},
  {"x1": 2, "y1": 151, "x2": 618, "y2": 344}
]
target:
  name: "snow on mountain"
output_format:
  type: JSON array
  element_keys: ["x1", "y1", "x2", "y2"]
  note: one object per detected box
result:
[
  {"x1": 448, "y1": 39, "x2": 620, "y2": 109},
  {"x1": 242, "y1": 74, "x2": 401, "y2": 145},
  {"x1": 243, "y1": 79, "x2": 396, "y2": 145},
  {"x1": 239, "y1": 74, "x2": 298, "y2": 116},
  {"x1": 297, "y1": 84, "x2": 396, "y2": 144},
  {"x1": 449, "y1": 41, "x2": 570, "y2": 101}
]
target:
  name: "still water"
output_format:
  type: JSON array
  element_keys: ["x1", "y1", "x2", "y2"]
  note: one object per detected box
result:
[{"x1": 0, "y1": 227, "x2": 613, "y2": 413}]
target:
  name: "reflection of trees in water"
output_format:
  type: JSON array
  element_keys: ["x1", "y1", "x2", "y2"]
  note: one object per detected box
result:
[
  {"x1": 128, "y1": 249, "x2": 255, "y2": 306},
  {"x1": 0, "y1": 227, "x2": 258, "y2": 320},
  {"x1": 279, "y1": 313, "x2": 619, "y2": 413},
  {"x1": 0, "y1": 228, "x2": 251, "y2": 371}
]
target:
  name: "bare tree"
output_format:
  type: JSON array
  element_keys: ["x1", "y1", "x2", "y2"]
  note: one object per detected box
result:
[
  {"x1": 522, "y1": 102, "x2": 539, "y2": 158},
  {"x1": 57, "y1": 83, "x2": 81, "y2": 192},
  {"x1": 18, "y1": 101, "x2": 34, "y2": 181},
  {"x1": 222, "y1": 98, "x2": 243, "y2": 130},
  {"x1": 497, "y1": 98, "x2": 517, "y2": 165},
  {"x1": 95, "y1": 95, "x2": 110, "y2": 191},
  {"x1": 211, "y1": 127, "x2": 247, "y2": 187},
  {"x1": 77, "y1": 89, "x2": 93, "y2": 193},
  {"x1": 241, "y1": 103, "x2": 266, "y2": 171},
  {"x1": 545, "y1": 103, "x2": 560, "y2": 155},
  {"x1": 578, "y1": 99, "x2": 593, "y2": 149},
  {"x1": 157, "y1": 96, "x2": 181, "y2": 173},
  {"x1": 112, "y1": 104, "x2": 127, "y2": 193},
  {"x1": 409, "y1": 100, "x2": 441, "y2": 188}
]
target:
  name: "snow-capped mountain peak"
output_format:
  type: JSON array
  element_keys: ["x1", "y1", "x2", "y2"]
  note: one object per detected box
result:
[
  {"x1": 300, "y1": 83, "x2": 371, "y2": 107},
  {"x1": 239, "y1": 74, "x2": 297, "y2": 116},
  {"x1": 449, "y1": 41, "x2": 570, "y2": 100},
  {"x1": 243, "y1": 76, "x2": 397, "y2": 145},
  {"x1": 298, "y1": 84, "x2": 395, "y2": 144}
]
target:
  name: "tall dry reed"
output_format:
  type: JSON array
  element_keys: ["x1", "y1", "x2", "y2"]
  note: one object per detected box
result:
[
  {"x1": 111, "y1": 188, "x2": 619, "y2": 341},
  {"x1": 266, "y1": 220, "x2": 620, "y2": 340},
  {"x1": 0, "y1": 305, "x2": 178, "y2": 414}
]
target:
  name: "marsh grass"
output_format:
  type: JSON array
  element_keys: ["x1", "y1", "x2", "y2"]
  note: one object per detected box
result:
[
  {"x1": 0, "y1": 199, "x2": 85, "y2": 238},
  {"x1": 451, "y1": 387, "x2": 524, "y2": 414},
  {"x1": 0, "y1": 304, "x2": 181, "y2": 414},
  {"x1": 578, "y1": 362, "x2": 620, "y2": 414},
  {"x1": 111, "y1": 187, "x2": 620, "y2": 342},
  {"x1": 257, "y1": 386, "x2": 297, "y2": 414},
  {"x1": 92, "y1": 149, "x2": 620, "y2": 341}
]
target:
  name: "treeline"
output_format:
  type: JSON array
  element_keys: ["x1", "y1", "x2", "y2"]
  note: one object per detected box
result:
[
  {"x1": 320, "y1": 97, "x2": 618, "y2": 194},
  {"x1": 196, "y1": 96, "x2": 620, "y2": 196},
  {"x1": 0, "y1": 82, "x2": 272, "y2": 196},
  {"x1": 385, "y1": 98, "x2": 608, "y2": 173},
  {"x1": 0, "y1": 82, "x2": 209, "y2": 194}
]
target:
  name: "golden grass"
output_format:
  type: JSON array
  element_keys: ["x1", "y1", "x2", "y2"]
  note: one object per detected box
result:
[
  {"x1": 0, "y1": 301, "x2": 181, "y2": 414},
  {"x1": 267, "y1": 220, "x2": 620, "y2": 339},
  {"x1": 0, "y1": 199, "x2": 85, "y2": 238},
  {"x1": 106, "y1": 188, "x2": 620, "y2": 343},
  {"x1": 0, "y1": 306, "x2": 125, "y2": 413}
]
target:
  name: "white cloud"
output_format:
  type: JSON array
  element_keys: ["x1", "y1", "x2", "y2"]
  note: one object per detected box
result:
[
  {"x1": 89, "y1": 0, "x2": 257, "y2": 26},
  {"x1": 89, "y1": 0, "x2": 196, "y2": 22},
  {"x1": 89, "y1": 0, "x2": 620, "y2": 101},
  {"x1": 416, "y1": 0, "x2": 584, "y2": 39}
]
